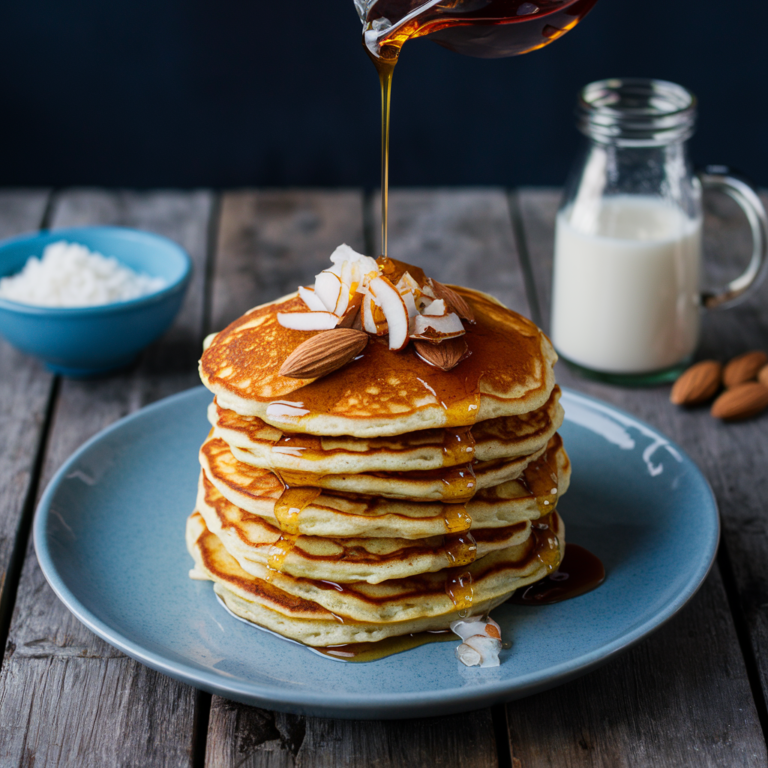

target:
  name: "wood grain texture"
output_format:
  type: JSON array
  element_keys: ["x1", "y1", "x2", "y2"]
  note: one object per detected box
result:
[
  {"x1": 212, "y1": 190, "x2": 366, "y2": 330},
  {"x1": 504, "y1": 187, "x2": 768, "y2": 767},
  {"x1": 206, "y1": 703, "x2": 499, "y2": 768},
  {"x1": 204, "y1": 189, "x2": 503, "y2": 768},
  {"x1": 0, "y1": 189, "x2": 215, "y2": 767},
  {"x1": 373, "y1": 188, "x2": 529, "y2": 313},
  {"x1": 506, "y1": 568, "x2": 767, "y2": 768},
  {"x1": 0, "y1": 190, "x2": 54, "y2": 656}
]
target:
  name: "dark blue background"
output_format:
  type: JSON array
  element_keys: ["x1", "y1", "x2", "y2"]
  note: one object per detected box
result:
[{"x1": 2, "y1": 1, "x2": 766, "y2": 188}]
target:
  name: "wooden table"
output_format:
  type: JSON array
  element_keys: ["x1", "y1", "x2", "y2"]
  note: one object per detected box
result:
[{"x1": 0, "y1": 186, "x2": 767, "y2": 767}]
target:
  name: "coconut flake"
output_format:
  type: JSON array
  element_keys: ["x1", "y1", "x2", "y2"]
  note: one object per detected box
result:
[
  {"x1": 277, "y1": 311, "x2": 339, "y2": 331},
  {"x1": 369, "y1": 276, "x2": 410, "y2": 351},
  {"x1": 455, "y1": 635, "x2": 501, "y2": 667},
  {"x1": 298, "y1": 286, "x2": 327, "y2": 312},
  {"x1": 0, "y1": 241, "x2": 166, "y2": 307},
  {"x1": 411, "y1": 312, "x2": 465, "y2": 340},
  {"x1": 451, "y1": 615, "x2": 503, "y2": 668}
]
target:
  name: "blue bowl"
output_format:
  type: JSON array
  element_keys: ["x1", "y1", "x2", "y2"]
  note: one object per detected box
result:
[{"x1": 0, "y1": 226, "x2": 192, "y2": 376}]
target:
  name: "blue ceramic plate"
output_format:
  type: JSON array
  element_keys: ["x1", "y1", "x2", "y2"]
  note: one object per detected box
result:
[{"x1": 34, "y1": 387, "x2": 718, "y2": 719}]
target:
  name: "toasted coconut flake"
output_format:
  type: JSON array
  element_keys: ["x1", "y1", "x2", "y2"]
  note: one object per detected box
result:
[
  {"x1": 298, "y1": 286, "x2": 327, "y2": 313},
  {"x1": 455, "y1": 635, "x2": 501, "y2": 667},
  {"x1": 369, "y1": 276, "x2": 410, "y2": 351},
  {"x1": 451, "y1": 615, "x2": 503, "y2": 668},
  {"x1": 314, "y1": 271, "x2": 343, "y2": 312},
  {"x1": 336, "y1": 292, "x2": 363, "y2": 328},
  {"x1": 277, "y1": 311, "x2": 339, "y2": 332},
  {"x1": 411, "y1": 312, "x2": 465, "y2": 340},
  {"x1": 450, "y1": 615, "x2": 502, "y2": 641},
  {"x1": 422, "y1": 298, "x2": 448, "y2": 317}
]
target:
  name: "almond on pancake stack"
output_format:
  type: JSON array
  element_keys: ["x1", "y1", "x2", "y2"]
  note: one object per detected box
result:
[{"x1": 187, "y1": 245, "x2": 570, "y2": 657}]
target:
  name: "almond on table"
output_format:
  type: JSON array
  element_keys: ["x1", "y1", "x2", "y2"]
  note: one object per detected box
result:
[
  {"x1": 670, "y1": 360, "x2": 722, "y2": 405},
  {"x1": 711, "y1": 381, "x2": 768, "y2": 420},
  {"x1": 723, "y1": 351, "x2": 768, "y2": 388}
]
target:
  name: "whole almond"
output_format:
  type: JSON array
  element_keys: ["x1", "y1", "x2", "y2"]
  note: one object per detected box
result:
[
  {"x1": 428, "y1": 279, "x2": 476, "y2": 324},
  {"x1": 414, "y1": 337, "x2": 470, "y2": 371},
  {"x1": 670, "y1": 360, "x2": 722, "y2": 405},
  {"x1": 759, "y1": 364, "x2": 768, "y2": 388},
  {"x1": 279, "y1": 329, "x2": 368, "y2": 379},
  {"x1": 723, "y1": 350, "x2": 768, "y2": 388},
  {"x1": 710, "y1": 381, "x2": 768, "y2": 420}
]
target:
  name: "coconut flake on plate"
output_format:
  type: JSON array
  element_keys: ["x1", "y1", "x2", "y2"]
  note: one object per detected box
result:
[{"x1": 451, "y1": 615, "x2": 503, "y2": 668}]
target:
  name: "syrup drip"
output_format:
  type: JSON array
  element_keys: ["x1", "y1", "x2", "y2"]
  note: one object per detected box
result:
[
  {"x1": 520, "y1": 438, "x2": 560, "y2": 515},
  {"x1": 278, "y1": 469, "x2": 327, "y2": 488},
  {"x1": 272, "y1": 433, "x2": 309, "y2": 459},
  {"x1": 443, "y1": 504, "x2": 473, "y2": 534},
  {"x1": 442, "y1": 426, "x2": 476, "y2": 466},
  {"x1": 265, "y1": 535, "x2": 297, "y2": 581},
  {"x1": 444, "y1": 531, "x2": 477, "y2": 568},
  {"x1": 531, "y1": 513, "x2": 561, "y2": 574},
  {"x1": 445, "y1": 568, "x2": 474, "y2": 618},
  {"x1": 273, "y1": 486, "x2": 321, "y2": 536},
  {"x1": 369, "y1": 54, "x2": 396, "y2": 259},
  {"x1": 313, "y1": 630, "x2": 454, "y2": 663},
  {"x1": 507, "y1": 544, "x2": 605, "y2": 605},
  {"x1": 265, "y1": 484, "x2": 321, "y2": 582},
  {"x1": 439, "y1": 463, "x2": 477, "y2": 502}
]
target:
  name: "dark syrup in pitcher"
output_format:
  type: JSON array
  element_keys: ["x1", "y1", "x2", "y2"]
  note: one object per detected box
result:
[{"x1": 361, "y1": 0, "x2": 599, "y2": 255}]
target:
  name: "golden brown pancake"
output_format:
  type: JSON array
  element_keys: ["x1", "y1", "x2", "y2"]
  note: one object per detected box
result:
[
  {"x1": 187, "y1": 510, "x2": 565, "y2": 643},
  {"x1": 208, "y1": 386, "x2": 564, "y2": 474},
  {"x1": 200, "y1": 287, "x2": 558, "y2": 437},
  {"x1": 201, "y1": 432, "x2": 571, "y2": 539},
  {"x1": 192, "y1": 270, "x2": 568, "y2": 650},
  {"x1": 195, "y1": 474, "x2": 533, "y2": 584},
  {"x1": 203, "y1": 432, "x2": 546, "y2": 502}
]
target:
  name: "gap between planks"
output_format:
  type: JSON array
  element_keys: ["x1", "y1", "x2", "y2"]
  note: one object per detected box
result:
[
  {"x1": 0, "y1": 190, "x2": 58, "y2": 672},
  {"x1": 0, "y1": 188, "x2": 218, "y2": 767}
]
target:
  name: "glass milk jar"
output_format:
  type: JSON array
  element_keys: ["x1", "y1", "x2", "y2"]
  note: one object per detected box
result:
[{"x1": 550, "y1": 78, "x2": 768, "y2": 382}]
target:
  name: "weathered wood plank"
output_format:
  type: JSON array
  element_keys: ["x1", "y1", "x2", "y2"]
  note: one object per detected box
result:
[
  {"x1": 506, "y1": 568, "x2": 765, "y2": 768},
  {"x1": 0, "y1": 190, "x2": 54, "y2": 655},
  {"x1": 0, "y1": 189, "x2": 215, "y2": 767},
  {"x1": 212, "y1": 190, "x2": 366, "y2": 330},
  {"x1": 504, "y1": 187, "x2": 768, "y2": 766},
  {"x1": 206, "y1": 705, "x2": 500, "y2": 768},
  {"x1": 204, "y1": 189, "x2": 505, "y2": 767}
]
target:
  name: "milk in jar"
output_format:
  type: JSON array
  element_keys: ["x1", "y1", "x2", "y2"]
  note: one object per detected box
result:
[{"x1": 550, "y1": 195, "x2": 702, "y2": 374}]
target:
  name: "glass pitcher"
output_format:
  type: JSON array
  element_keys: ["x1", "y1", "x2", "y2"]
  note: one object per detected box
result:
[
  {"x1": 550, "y1": 78, "x2": 768, "y2": 383},
  {"x1": 355, "y1": 0, "x2": 600, "y2": 60}
]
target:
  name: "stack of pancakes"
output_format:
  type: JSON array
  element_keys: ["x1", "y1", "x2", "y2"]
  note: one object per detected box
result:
[{"x1": 188, "y1": 284, "x2": 570, "y2": 650}]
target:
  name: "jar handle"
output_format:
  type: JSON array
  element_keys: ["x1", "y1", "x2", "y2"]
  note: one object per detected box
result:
[{"x1": 699, "y1": 165, "x2": 768, "y2": 309}]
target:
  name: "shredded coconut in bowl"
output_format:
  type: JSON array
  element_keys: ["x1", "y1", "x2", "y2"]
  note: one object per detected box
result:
[{"x1": 0, "y1": 241, "x2": 168, "y2": 307}]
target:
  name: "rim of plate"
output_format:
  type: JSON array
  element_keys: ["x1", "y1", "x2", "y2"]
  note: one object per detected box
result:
[{"x1": 32, "y1": 386, "x2": 720, "y2": 717}]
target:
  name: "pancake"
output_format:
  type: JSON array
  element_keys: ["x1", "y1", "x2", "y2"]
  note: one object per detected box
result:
[
  {"x1": 195, "y1": 475, "x2": 534, "y2": 584},
  {"x1": 212, "y1": 434, "x2": 546, "y2": 502},
  {"x1": 208, "y1": 386, "x2": 564, "y2": 474},
  {"x1": 200, "y1": 286, "x2": 558, "y2": 437},
  {"x1": 187, "y1": 510, "x2": 565, "y2": 642},
  {"x1": 191, "y1": 254, "x2": 569, "y2": 654},
  {"x1": 201, "y1": 432, "x2": 571, "y2": 539}
]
